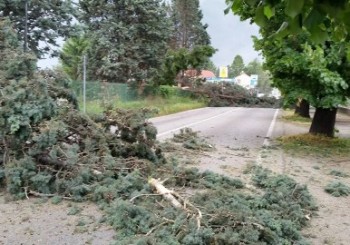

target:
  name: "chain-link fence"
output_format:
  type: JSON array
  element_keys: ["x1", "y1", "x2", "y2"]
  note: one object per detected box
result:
[
  {"x1": 71, "y1": 81, "x2": 139, "y2": 113},
  {"x1": 72, "y1": 81, "x2": 138, "y2": 102}
]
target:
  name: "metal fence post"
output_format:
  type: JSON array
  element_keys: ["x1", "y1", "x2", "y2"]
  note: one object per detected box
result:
[{"x1": 83, "y1": 55, "x2": 86, "y2": 113}]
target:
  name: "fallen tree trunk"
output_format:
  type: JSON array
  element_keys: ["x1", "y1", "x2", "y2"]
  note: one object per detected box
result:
[
  {"x1": 148, "y1": 177, "x2": 202, "y2": 229},
  {"x1": 148, "y1": 178, "x2": 182, "y2": 209}
]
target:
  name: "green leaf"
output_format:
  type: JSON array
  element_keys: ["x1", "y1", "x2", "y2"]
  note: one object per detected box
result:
[
  {"x1": 288, "y1": 15, "x2": 302, "y2": 34},
  {"x1": 245, "y1": 0, "x2": 259, "y2": 6},
  {"x1": 285, "y1": 0, "x2": 305, "y2": 18},
  {"x1": 270, "y1": 22, "x2": 289, "y2": 39},
  {"x1": 224, "y1": 6, "x2": 231, "y2": 15},
  {"x1": 264, "y1": 5, "x2": 275, "y2": 20},
  {"x1": 310, "y1": 25, "x2": 329, "y2": 44},
  {"x1": 255, "y1": 5, "x2": 267, "y2": 27},
  {"x1": 346, "y1": 44, "x2": 350, "y2": 62},
  {"x1": 224, "y1": 1, "x2": 233, "y2": 15},
  {"x1": 232, "y1": 0, "x2": 243, "y2": 12},
  {"x1": 304, "y1": 8, "x2": 325, "y2": 30}
]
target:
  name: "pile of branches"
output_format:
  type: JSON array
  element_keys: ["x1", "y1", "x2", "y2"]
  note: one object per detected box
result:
[
  {"x1": 0, "y1": 70, "x2": 316, "y2": 244},
  {"x1": 172, "y1": 128, "x2": 214, "y2": 150},
  {"x1": 191, "y1": 82, "x2": 281, "y2": 108}
]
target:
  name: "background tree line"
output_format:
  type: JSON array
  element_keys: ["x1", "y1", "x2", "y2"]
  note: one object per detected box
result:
[
  {"x1": 0, "y1": 0, "x2": 215, "y2": 86},
  {"x1": 226, "y1": 55, "x2": 272, "y2": 93}
]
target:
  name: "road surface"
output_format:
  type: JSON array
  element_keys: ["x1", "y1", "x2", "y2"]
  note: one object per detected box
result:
[{"x1": 150, "y1": 107, "x2": 279, "y2": 148}]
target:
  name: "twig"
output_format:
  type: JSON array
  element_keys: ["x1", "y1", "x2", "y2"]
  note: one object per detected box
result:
[
  {"x1": 173, "y1": 192, "x2": 202, "y2": 230},
  {"x1": 129, "y1": 193, "x2": 163, "y2": 203},
  {"x1": 149, "y1": 178, "x2": 203, "y2": 230},
  {"x1": 23, "y1": 187, "x2": 29, "y2": 200},
  {"x1": 145, "y1": 221, "x2": 169, "y2": 236},
  {"x1": 28, "y1": 190, "x2": 72, "y2": 200}
]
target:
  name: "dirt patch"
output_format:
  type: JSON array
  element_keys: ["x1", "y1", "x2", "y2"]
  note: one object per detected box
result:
[{"x1": 0, "y1": 196, "x2": 115, "y2": 245}]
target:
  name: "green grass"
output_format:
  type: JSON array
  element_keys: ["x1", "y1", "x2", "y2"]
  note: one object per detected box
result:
[
  {"x1": 79, "y1": 95, "x2": 207, "y2": 116},
  {"x1": 282, "y1": 109, "x2": 312, "y2": 124},
  {"x1": 279, "y1": 133, "x2": 350, "y2": 157}
]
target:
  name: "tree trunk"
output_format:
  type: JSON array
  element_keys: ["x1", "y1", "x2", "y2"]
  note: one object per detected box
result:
[
  {"x1": 294, "y1": 99, "x2": 310, "y2": 118},
  {"x1": 309, "y1": 107, "x2": 337, "y2": 137}
]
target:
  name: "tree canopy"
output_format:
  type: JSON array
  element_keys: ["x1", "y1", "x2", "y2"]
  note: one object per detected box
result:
[
  {"x1": 225, "y1": 0, "x2": 350, "y2": 45},
  {"x1": 167, "y1": 0, "x2": 211, "y2": 49},
  {"x1": 79, "y1": 0, "x2": 171, "y2": 83},
  {"x1": 0, "y1": 0, "x2": 76, "y2": 58},
  {"x1": 59, "y1": 36, "x2": 90, "y2": 80},
  {"x1": 226, "y1": 0, "x2": 350, "y2": 136},
  {"x1": 159, "y1": 45, "x2": 216, "y2": 85},
  {"x1": 229, "y1": 55, "x2": 245, "y2": 77}
]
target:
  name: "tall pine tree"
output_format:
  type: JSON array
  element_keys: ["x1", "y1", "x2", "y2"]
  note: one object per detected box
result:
[
  {"x1": 229, "y1": 55, "x2": 245, "y2": 77},
  {"x1": 167, "y1": 0, "x2": 210, "y2": 50},
  {"x1": 0, "y1": 0, "x2": 76, "y2": 58},
  {"x1": 79, "y1": 0, "x2": 171, "y2": 83}
]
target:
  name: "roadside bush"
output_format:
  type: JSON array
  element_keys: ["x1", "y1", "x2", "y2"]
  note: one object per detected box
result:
[{"x1": 158, "y1": 85, "x2": 179, "y2": 98}]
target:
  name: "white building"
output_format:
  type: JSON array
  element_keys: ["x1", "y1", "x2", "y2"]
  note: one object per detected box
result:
[{"x1": 234, "y1": 72, "x2": 258, "y2": 89}]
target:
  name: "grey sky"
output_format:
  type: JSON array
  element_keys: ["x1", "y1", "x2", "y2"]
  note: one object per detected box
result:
[
  {"x1": 199, "y1": 0, "x2": 261, "y2": 67},
  {"x1": 38, "y1": 0, "x2": 261, "y2": 69}
]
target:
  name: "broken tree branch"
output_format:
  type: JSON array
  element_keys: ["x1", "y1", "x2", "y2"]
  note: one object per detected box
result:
[{"x1": 148, "y1": 178, "x2": 182, "y2": 209}]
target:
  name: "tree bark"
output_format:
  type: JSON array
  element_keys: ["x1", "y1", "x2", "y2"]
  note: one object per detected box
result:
[
  {"x1": 148, "y1": 178, "x2": 183, "y2": 209},
  {"x1": 294, "y1": 99, "x2": 310, "y2": 118},
  {"x1": 309, "y1": 107, "x2": 337, "y2": 137}
]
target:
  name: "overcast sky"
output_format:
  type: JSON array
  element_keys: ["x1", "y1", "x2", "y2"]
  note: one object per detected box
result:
[
  {"x1": 38, "y1": 0, "x2": 261, "y2": 69},
  {"x1": 199, "y1": 0, "x2": 261, "y2": 67}
]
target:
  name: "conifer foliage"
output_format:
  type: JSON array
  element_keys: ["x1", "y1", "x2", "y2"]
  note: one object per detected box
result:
[
  {"x1": 0, "y1": 0, "x2": 76, "y2": 57},
  {"x1": 79, "y1": 0, "x2": 171, "y2": 83},
  {"x1": 167, "y1": 0, "x2": 210, "y2": 49}
]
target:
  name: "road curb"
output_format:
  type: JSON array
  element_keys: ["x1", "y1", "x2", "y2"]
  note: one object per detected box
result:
[{"x1": 338, "y1": 106, "x2": 350, "y2": 116}]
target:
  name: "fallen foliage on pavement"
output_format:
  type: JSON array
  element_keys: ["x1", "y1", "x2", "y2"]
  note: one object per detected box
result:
[
  {"x1": 0, "y1": 71, "x2": 317, "y2": 244},
  {"x1": 191, "y1": 82, "x2": 281, "y2": 108}
]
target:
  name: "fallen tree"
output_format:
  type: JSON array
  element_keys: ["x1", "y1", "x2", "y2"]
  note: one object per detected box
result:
[
  {"x1": 190, "y1": 82, "x2": 281, "y2": 108},
  {"x1": 0, "y1": 23, "x2": 316, "y2": 243}
]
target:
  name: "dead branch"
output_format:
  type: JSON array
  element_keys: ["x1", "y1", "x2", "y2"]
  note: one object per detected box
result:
[
  {"x1": 172, "y1": 191, "x2": 202, "y2": 230},
  {"x1": 148, "y1": 178, "x2": 202, "y2": 229},
  {"x1": 36, "y1": 155, "x2": 66, "y2": 167},
  {"x1": 148, "y1": 178, "x2": 182, "y2": 209},
  {"x1": 145, "y1": 221, "x2": 170, "y2": 236},
  {"x1": 129, "y1": 193, "x2": 163, "y2": 203},
  {"x1": 28, "y1": 190, "x2": 72, "y2": 200}
]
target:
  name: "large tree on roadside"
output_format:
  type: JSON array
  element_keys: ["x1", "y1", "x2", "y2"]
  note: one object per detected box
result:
[
  {"x1": 79, "y1": 0, "x2": 171, "y2": 83},
  {"x1": 0, "y1": 0, "x2": 76, "y2": 58},
  {"x1": 159, "y1": 45, "x2": 216, "y2": 85},
  {"x1": 159, "y1": 0, "x2": 214, "y2": 85},
  {"x1": 227, "y1": 1, "x2": 350, "y2": 137},
  {"x1": 59, "y1": 36, "x2": 90, "y2": 80},
  {"x1": 225, "y1": 0, "x2": 350, "y2": 46},
  {"x1": 167, "y1": 0, "x2": 210, "y2": 49},
  {"x1": 229, "y1": 55, "x2": 245, "y2": 77}
]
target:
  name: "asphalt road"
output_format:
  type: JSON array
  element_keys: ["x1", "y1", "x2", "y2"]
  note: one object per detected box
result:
[{"x1": 150, "y1": 107, "x2": 279, "y2": 148}]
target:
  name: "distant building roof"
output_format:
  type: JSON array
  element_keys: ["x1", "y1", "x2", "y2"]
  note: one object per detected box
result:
[
  {"x1": 185, "y1": 69, "x2": 216, "y2": 79},
  {"x1": 200, "y1": 70, "x2": 216, "y2": 78}
]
